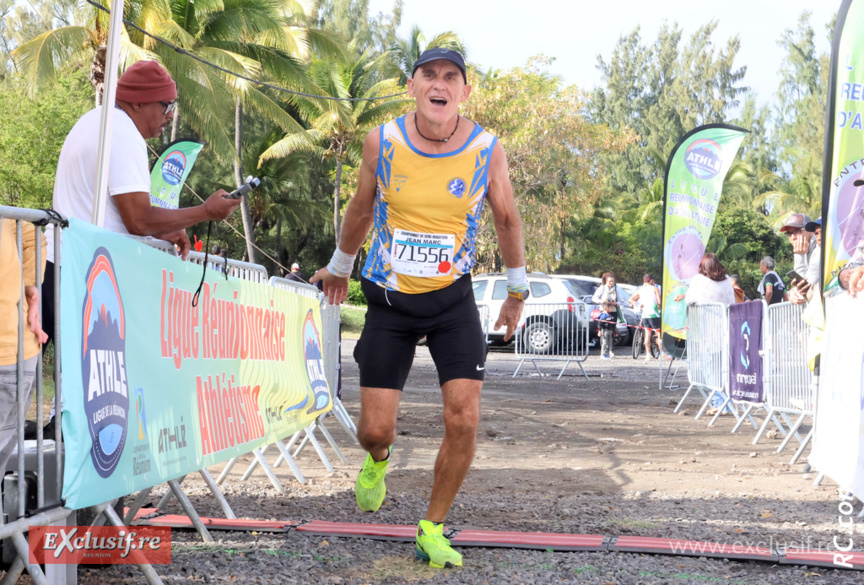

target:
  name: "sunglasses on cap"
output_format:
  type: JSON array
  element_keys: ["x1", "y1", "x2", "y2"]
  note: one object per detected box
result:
[{"x1": 159, "y1": 101, "x2": 177, "y2": 115}]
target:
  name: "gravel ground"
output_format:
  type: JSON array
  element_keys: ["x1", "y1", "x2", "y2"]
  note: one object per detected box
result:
[{"x1": 59, "y1": 342, "x2": 863, "y2": 584}]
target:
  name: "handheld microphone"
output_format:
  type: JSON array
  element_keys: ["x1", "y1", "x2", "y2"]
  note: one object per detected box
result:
[{"x1": 227, "y1": 176, "x2": 261, "y2": 199}]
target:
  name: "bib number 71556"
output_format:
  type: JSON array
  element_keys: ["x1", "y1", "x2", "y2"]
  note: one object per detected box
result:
[{"x1": 390, "y1": 229, "x2": 455, "y2": 277}]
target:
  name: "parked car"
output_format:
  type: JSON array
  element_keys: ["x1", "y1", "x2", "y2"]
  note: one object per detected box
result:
[
  {"x1": 472, "y1": 273, "x2": 589, "y2": 353},
  {"x1": 553, "y1": 275, "x2": 638, "y2": 346}
]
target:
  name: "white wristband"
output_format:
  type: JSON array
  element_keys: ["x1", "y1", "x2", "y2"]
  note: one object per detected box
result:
[
  {"x1": 506, "y1": 266, "x2": 528, "y2": 293},
  {"x1": 326, "y1": 247, "x2": 356, "y2": 278}
]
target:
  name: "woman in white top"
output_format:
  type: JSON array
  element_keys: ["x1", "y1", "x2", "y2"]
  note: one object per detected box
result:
[
  {"x1": 592, "y1": 272, "x2": 619, "y2": 359},
  {"x1": 673, "y1": 252, "x2": 734, "y2": 412},
  {"x1": 674, "y1": 253, "x2": 736, "y2": 306}
]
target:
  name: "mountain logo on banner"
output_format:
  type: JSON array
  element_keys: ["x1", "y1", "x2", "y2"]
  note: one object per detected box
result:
[
  {"x1": 160, "y1": 150, "x2": 186, "y2": 186},
  {"x1": 81, "y1": 247, "x2": 129, "y2": 479},
  {"x1": 685, "y1": 139, "x2": 723, "y2": 180},
  {"x1": 740, "y1": 321, "x2": 751, "y2": 369},
  {"x1": 302, "y1": 310, "x2": 330, "y2": 414}
]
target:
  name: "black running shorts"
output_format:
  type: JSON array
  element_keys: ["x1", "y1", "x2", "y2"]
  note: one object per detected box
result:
[
  {"x1": 642, "y1": 317, "x2": 661, "y2": 331},
  {"x1": 353, "y1": 275, "x2": 486, "y2": 390}
]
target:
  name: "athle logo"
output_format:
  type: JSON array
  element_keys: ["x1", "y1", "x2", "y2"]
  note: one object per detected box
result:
[
  {"x1": 160, "y1": 151, "x2": 186, "y2": 186},
  {"x1": 684, "y1": 139, "x2": 723, "y2": 180},
  {"x1": 81, "y1": 248, "x2": 129, "y2": 478},
  {"x1": 302, "y1": 310, "x2": 330, "y2": 414}
]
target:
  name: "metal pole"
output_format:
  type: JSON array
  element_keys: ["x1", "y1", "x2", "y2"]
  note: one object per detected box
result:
[{"x1": 91, "y1": 0, "x2": 126, "y2": 227}]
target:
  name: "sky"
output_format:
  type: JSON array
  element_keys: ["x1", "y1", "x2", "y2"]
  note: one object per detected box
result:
[{"x1": 368, "y1": 0, "x2": 838, "y2": 107}]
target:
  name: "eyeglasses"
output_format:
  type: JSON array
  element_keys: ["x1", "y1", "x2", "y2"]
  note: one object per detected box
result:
[{"x1": 159, "y1": 101, "x2": 177, "y2": 115}]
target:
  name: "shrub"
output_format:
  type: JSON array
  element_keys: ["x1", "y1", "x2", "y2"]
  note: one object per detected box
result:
[{"x1": 346, "y1": 279, "x2": 367, "y2": 306}]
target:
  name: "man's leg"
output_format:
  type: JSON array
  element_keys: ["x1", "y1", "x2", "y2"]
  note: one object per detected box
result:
[
  {"x1": 425, "y1": 378, "x2": 481, "y2": 523},
  {"x1": 644, "y1": 325, "x2": 651, "y2": 356},
  {"x1": 354, "y1": 387, "x2": 401, "y2": 512},
  {"x1": 357, "y1": 387, "x2": 401, "y2": 461}
]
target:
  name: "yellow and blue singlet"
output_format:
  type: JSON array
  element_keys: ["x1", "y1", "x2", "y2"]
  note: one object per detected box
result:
[{"x1": 362, "y1": 115, "x2": 497, "y2": 294}]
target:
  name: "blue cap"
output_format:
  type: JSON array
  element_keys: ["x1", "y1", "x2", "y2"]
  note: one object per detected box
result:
[
  {"x1": 412, "y1": 48, "x2": 467, "y2": 83},
  {"x1": 805, "y1": 217, "x2": 822, "y2": 232}
]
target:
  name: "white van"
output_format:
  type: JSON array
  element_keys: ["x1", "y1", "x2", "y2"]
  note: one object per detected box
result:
[{"x1": 472, "y1": 273, "x2": 589, "y2": 353}]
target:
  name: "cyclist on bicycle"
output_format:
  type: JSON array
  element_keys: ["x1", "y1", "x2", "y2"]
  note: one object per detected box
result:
[{"x1": 629, "y1": 273, "x2": 662, "y2": 360}]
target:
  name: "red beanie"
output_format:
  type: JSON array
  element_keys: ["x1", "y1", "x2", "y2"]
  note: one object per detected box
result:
[{"x1": 116, "y1": 60, "x2": 177, "y2": 104}]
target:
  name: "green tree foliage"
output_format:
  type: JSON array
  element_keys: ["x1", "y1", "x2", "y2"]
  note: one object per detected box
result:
[
  {"x1": 590, "y1": 22, "x2": 748, "y2": 197},
  {"x1": 707, "y1": 204, "x2": 790, "y2": 298},
  {"x1": 259, "y1": 44, "x2": 410, "y2": 243},
  {"x1": 0, "y1": 70, "x2": 91, "y2": 207},
  {"x1": 462, "y1": 57, "x2": 635, "y2": 272}
]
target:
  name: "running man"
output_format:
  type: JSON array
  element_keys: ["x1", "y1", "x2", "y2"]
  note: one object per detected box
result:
[
  {"x1": 628, "y1": 273, "x2": 662, "y2": 360},
  {"x1": 311, "y1": 48, "x2": 527, "y2": 568}
]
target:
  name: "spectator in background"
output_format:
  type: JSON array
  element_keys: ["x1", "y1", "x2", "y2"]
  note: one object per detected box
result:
[
  {"x1": 779, "y1": 213, "x2": 819, "y2": 289},
  {"x1": 286, "y1": 262, "x2": 305, "y2": 283},
  {"x1": 790, "y1": 217, "x2": 822, "y2": 305},
  {"x1": 674, "y1": 253, "x2": 736, "y2": 306},
  {"x1": 0, "y1": 220, "x2": 47, "y2": 477},
  {"x1": 628, "y1": 273, "x2": 662, "y2": 361},
  {"x1": 592, "y1": 272, "x2": 619, "y2": 360},
  {"x1": 729, "y1": 274, "x2": 749, "y2": 303},
  {"x1": 673, "y1": 253, "x2": 735, "y2": 413},
  {"x1": 758, "y1": 256, "x2": 787, "y2": 305}
]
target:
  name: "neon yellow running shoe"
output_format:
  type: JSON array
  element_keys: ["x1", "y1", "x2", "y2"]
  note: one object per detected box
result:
[
  {"x1": 354, "y1": 450, "x2": 390, "y2": 512},
  {"x1": 415, "y1": 520, "x2": 462, "y2": 568}
]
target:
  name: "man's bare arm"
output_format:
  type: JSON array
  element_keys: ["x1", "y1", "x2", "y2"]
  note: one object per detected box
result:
[
  {"x1": 113, "y1": 189, "x2": 240, "y2": 236},
  {"x1": 485, "y1": 142, "x2": 526, "y2": 341},
  {"x1": 485, "y1": 142, "x2": 526, "y2": 271}
]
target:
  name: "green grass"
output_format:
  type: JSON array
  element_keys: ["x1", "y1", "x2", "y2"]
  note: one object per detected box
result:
[{"x1": 340, "y1": 306, "x2": 366, "y2": 339}]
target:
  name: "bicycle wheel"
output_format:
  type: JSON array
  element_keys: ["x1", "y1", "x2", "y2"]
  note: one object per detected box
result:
[
  {"x1": 650, "y1": 331, "x2": 661, "y2": 358},
  {"x1": 632, "y1": 327, "x2": 643, "y2": 359}
]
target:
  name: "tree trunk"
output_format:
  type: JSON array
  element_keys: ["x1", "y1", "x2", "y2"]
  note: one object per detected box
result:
[
  {"x1": 333, "y1": 159, "x2": 343, "y2": 245},
  {"x1": 92, "y1": 46, "x2": 107, "y2": 106},
  {"x1": 171, "y1": 109, "x2": 179, "y2": 142},
  {"x1": 234, "y1": 98, "x2": 257, "y2": 263}
]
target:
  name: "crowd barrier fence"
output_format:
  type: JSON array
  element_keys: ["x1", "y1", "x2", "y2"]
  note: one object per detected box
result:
[
  {"x1": 673, "y1": 301, "x2": 815, "y2": 461},
  {"x1": 0, "y1": 206, "x2": 78, "y2": 585},
  {"x1": 512, "y1": 302, "x2": 589, "y2": 381},
  {"x1": 0, "y1": 206, "x2": 357, "y2": 585},
  {"x1": 754, "y1": 302, "x2": 814, "y2": 462},
  {"x1": 674, "y1": 303, "x2": 729, "y2": 418}
]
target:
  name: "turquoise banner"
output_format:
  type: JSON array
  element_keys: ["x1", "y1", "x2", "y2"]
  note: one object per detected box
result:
[
  {"x1": 149, "y1": 140, "x2": 205, "y2": 209},
  {"x1": 60, "y1": 219, "x2": 331, "y2": 509},
  {"x1": 660, "y1": 125, "x2": 748, "y2": 339}
]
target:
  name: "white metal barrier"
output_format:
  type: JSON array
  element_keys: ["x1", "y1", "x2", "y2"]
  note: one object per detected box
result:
[
  {"x1": 0, "y1": 206, "x2": 120, "y2": 585},
  {"x1": 512, "y1": 302, "x2": 589, "y2": 380},
  {"x1": 752, "y1": 302, "x2": 814, "y2": 461},
  {"x1": 674, "y1": 303, "x2": 728, "y2": 416},
  {"x1": 186, "y1": 250, "x2": 269, "y2": 283}
]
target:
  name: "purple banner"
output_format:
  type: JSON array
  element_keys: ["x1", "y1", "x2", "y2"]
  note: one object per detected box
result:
[{"x1": 728, "y1": 301, "x2": 764, "y2": 402}]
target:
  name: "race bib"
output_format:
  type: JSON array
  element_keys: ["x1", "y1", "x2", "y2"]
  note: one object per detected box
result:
[{"x1": 390, "y1": 229, "x2": 455, "y2": 277}]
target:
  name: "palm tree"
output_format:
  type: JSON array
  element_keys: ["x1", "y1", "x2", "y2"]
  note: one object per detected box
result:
[
  {"x1": 259, "y1": 44, "x2": 410, "y2": 243},
  {"x1": 752, "y1": 158, "x2": 822, "y2": 226},
  {"x1": 241, "y1": 127, "x2": 329, "y2": 271},
  {"x1": 384, "y1": 25, "x2": 464, "y2": 84},
  {"x1": 14, "y1": 0, "x2": 341, "y2": 261}
]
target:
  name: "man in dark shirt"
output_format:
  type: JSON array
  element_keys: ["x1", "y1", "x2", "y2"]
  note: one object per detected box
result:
[{"x1": 758, "y1": 256, "x2": 787, "y2": 305}]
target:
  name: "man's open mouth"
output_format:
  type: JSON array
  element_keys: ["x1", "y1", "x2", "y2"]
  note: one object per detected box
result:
[{"x1": 430, "y1": 97, "x2": 448, "y2": 106}]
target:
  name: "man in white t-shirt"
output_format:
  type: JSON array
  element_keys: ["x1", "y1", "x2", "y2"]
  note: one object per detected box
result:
[
  {"x1": 43, "y1": 60, "x2": 241, "y2": 346},
  {"x1": 628, "y1": 273, "x2": 662, "y2": 360}
]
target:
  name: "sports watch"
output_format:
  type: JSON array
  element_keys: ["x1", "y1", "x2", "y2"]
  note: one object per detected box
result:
[{"x1": 507, "y1": 289, "x2": 530, "y2": 301}]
